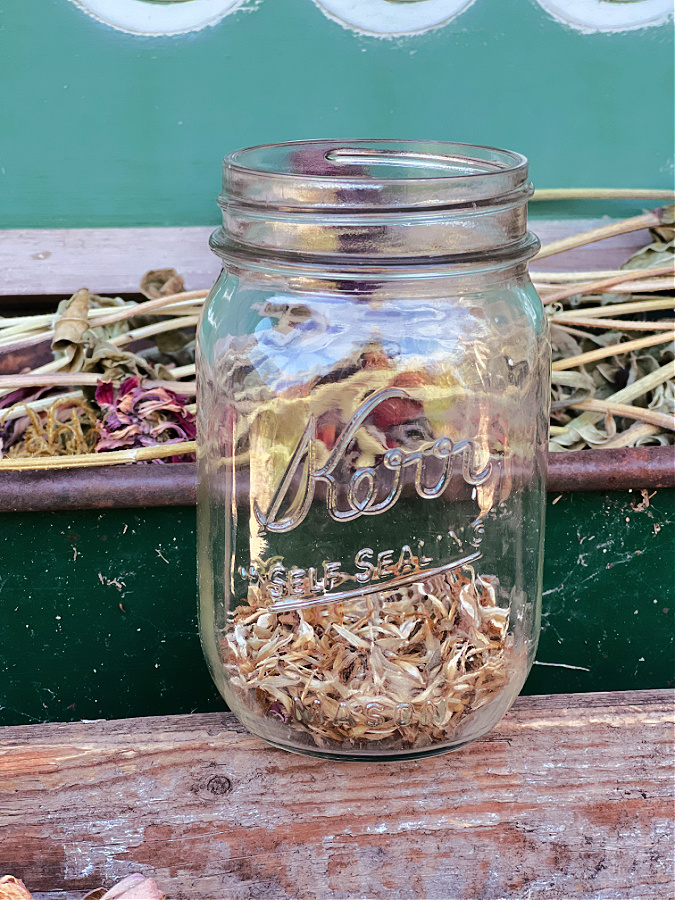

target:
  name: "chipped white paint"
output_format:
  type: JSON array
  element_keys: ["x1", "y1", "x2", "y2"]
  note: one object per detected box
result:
[
  {"x1": 311, "y1": 0, "x2": 478, "y2": 38},
  {"x1": 69, "y1": 0, "x2": 251, "y2": 36},
  {"x1": 536, "y1": 0, "x2": 673, "y2": 34}
]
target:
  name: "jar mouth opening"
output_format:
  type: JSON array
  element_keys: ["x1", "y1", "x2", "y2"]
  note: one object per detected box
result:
[
  {"x1": 220, "y1": 139, "x2": 530, "y2": 212},
  {"x1": 226, "y1": 139, "x2": 527, "y2": 184}
]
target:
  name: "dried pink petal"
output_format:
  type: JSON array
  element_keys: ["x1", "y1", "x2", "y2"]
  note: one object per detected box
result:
[
  {"x1": 99, "y1": 874, "x2": 165, "y2": 900},
  {"x1": 95, "y1": 377, "x2": 195, "y2": 462}
]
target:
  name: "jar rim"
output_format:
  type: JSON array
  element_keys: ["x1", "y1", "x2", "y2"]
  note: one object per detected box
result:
[
  {"x1": 225, "y1": 139, "x2": 528, "y2": 184},
  {"x1": 220, "y1": 139, "x2": 530, "y2": 212},
  {"x1": 215, "y1": 139, "x2": 535, "y2": 264}
]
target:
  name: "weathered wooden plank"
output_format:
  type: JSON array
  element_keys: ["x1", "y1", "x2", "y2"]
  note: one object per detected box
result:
[
  {"x1": 0, "y1": 222, "x2": 653, "y2": 296},
  {"x1": 1, "y1": 689, "x2": 672, "y2": 900}
]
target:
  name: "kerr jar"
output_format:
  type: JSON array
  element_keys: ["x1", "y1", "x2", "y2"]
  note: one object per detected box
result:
[{"x1": 197, "y1": 140, "x2": 550, "y2": 759}]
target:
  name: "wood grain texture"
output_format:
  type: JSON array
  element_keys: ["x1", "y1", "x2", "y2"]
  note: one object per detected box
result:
[
  {"x1": 1, "y1": 689, "x2": 672, "y2": 900},
  {"x1": 0, "y1": 221, "x2": 652, "y2": 297}
]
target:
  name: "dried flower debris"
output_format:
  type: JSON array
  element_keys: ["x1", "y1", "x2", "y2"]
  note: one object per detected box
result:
[
  {"x1": 95, "y1": 377, "x2": 195, "y2": 462},
  {"x1": 222, "y1": 565, "x2": 517, "y2": 751},
  {"x1": 0, "y1": 874, "x2": 165, "y2": 900},
  {"x1": 1, "y1": 395, "x2": 99, "y2": 458}
]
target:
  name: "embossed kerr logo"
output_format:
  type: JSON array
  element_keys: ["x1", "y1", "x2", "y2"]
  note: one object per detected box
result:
[{"x1": 254, "y1": 388, "x2": 493, "y2": 535}]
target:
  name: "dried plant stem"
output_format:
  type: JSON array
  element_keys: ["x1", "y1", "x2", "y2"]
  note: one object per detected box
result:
[
  {"x1": 0, "y1": 373, "x2": 196, "y2": 396},
  {"x1": 0, "y1": 313, "x2": 52, "y2": 331},
  {"x1": 90, "y1": 290, "x2": 208, "y2": 329},
  {"x1": 0, "y1": 330, "x2": 52, "y2": 353},
  {"x1": 553, "y1": 296, "x2": 675, "y2": 321},
  {"x1": 0, "y1": 440, "x2": 197, "y2": 470},
  {"x1": 169, "y1": 363, "x2": 196, "y2": 379},
  {"x1": 0, "y1": 391, "x2": 83, "y2": 423},
  {"x1": 532, "y1": 188, "x2": 675, "y2": 201},
  {"x1": 598, "y1": 424, "x2": 662, "y2": 449},
  {"x1": 110, "y1": 315, "x2": 200, "y2": 347},
  {"x1": 0, "y1": 358, "x2": 68, "y2": 402},
  {"x1": 553, "y1": 324, "x2": 602, "y2": 341},
  {"x1": 148, "y1": 380, "x2": 196, "y2": 396},
  {"x1": 0, "y1": 373, "x2": 102, "y2": 389},
  {"x1": 0, "y1": 292, "x2": 206, "y2": 349},
  {"x1": 0, "y1": 320, "x2": 51, "y2": 340},
  {"x1": 534, "y1": 210, "x2": 663, "y2": 261},
  {"x1": 569, "y1": 400, "x2": 675, "y2": 431},
  {"x1": 543, "y1": 276, "x2": 674, "y2": 297},
  {"x1": 552, "y1": 332, "x2": 675, "y2": 371},
  {"x1": 560, "y1": 361, "x2": 675, "y2": 436},
  {"x1": 550, "y1": 317, "x2": 675, "y2": 332},
  {"x1": 598, "y1": 360, "x2": 674, "y2": 406},
  {"x1": 540, "y1": 264, "x2": 674, "y2": 305},
  {"x1": 532, "y1": 269, "x2": 642, "y2": 283}
]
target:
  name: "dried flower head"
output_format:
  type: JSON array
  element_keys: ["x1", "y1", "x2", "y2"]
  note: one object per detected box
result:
[{"x1": 95, "y1": 377, "x2": 196, "y2": 462}]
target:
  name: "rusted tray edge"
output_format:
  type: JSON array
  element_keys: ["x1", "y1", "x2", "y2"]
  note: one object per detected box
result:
[{"x1": 0, "y1": 446, "x2": 673, "y2": 513}]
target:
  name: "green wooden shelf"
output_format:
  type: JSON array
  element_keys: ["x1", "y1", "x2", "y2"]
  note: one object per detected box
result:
[{"x1": 1, "y1": 489, "x2": 672, "y2": 727}]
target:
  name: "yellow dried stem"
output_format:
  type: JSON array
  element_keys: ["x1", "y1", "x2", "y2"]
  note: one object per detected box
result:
[
  {"x1": 534, "y1": 210, "x2": 663, "y2": 261},
  {"x1": 0, "y1": 440, "x2": 197, "y2": 470},
  {"x1": 552, "y1": 331, "x2": 675, "y2": 371},
  {"x1": 559, "y1": 361, "x2": 675, "y2": 436},
  {"x1": 553, "y1": 296, "x2": 675, "y2": 321},
  {"x1": 88, "y1": 290, "x2": 208, "y2": 329},
  {"x1": 541, "y1": 264, "x2": 674, "y2": 305},
  {"x1": 597, "y1": 423, "x2": 662, "y2": 449},
  {"x1": 0, "y1": 373, "x2": 195, "y2": 391},
  {"x1": 170, "y1": 363, "x2": 196, "y2": 378},
  {"x1": 549, "y1": 317, "x2": 675, "y2": 332},
  {"x1": 532, "y1": 269, "x2": 641, "y2": 283},
  {"x1": 0, "y1": 391, "x2": 83, "y2": 423},
  {"x1": 110, "y1": 315, "x2": 199, "y2": 348},
  {"x1": 0, "y1": 373, "x2": 102, "y2": 389},
  {"x1": 532, "y1": 189, "x2": 675, "y2": 201},
  {"x1": 569, "y1": 400, "x2": 675, "y2": 431}
]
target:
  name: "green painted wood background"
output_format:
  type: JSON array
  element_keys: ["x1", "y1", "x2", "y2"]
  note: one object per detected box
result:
[
  {"x1": 0, "y1": 490, "x2": 672, "y2": 728},
  {"x1": 0, "y1": 0, "x2": 673, "y2": 230}
]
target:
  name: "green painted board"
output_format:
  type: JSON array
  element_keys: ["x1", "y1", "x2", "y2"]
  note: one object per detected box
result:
[
  {"x1": 0, "y1": 0, "x2": 673, "y2": 229},
  {"x1": 1, "y1": 490, "x2": 672, "y2": 728}
]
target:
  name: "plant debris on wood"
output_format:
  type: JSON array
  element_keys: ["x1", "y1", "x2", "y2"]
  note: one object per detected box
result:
[
  {"x1": 0, "y1": 269, "x2": 198, "y2": 465},
  {"x1": 222, "y1": 564, "x2": 520, "y2": 751},
  {"x1": 536, "y1": 204, "x2": 675, "y2": 451},
  {"x1": 0, "y1": 200, "x2": 673, "y2": 468}
]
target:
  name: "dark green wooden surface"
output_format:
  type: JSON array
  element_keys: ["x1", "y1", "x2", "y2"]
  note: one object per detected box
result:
[{"x1": 0, "y1": 490, "x2": 672, "y2": 727}]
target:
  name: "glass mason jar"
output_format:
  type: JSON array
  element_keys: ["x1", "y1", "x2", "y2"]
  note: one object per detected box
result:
[{"x1": 197, "y1": 140, "x2": 550, "y2": 760}]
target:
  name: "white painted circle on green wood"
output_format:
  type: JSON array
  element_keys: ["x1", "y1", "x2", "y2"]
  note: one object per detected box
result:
[
  {"x1": 536, "y1": 0, "x2": 672, "y2": 33},
  {"x1": 312, "y1": 0, "x2": 478, "y2": 37},
  {"x1": 70, "y1": 0, "x2": 248, "y2": 35}
]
